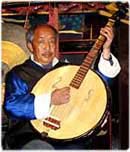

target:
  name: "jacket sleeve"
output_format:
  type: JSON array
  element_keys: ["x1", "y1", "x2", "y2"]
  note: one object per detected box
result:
[
  {"x1": 4, "y1": 71, "x2": 36, "y2": 120},
  {"x1": 97, "y1": 53, "x2": 121, "y2": 85},
  {"x1": 98, "y1": 53, "x2": 121, "y2": 78}
]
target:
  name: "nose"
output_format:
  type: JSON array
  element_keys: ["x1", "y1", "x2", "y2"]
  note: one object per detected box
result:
[{"x1": 43, "y1": 41, "x2": 50, "y2": 51}]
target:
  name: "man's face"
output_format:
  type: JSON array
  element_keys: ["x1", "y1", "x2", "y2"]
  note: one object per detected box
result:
[{"x1": 31, "y1": 26, "x2": 57, "y2": 65}]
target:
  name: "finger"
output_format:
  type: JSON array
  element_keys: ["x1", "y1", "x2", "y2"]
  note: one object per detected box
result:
[
  {"x1": 63, "y1": 95, "x2": 70, "y2": 103},
  {"x1": 101, "y1": 27, "x2": 113, "y2": 37},
  {"x1": 61, "y1": 87, "x2": 70, "y2": 92},
  {"x1": 65, "y1": 93, "x2": 70, "y2": 98},
  {"x1": 63, "y1": 86, "x2": 70, "y2": 90},
  {"x1": 100, "y1": 28, "x2": 109, "y2": 35},
  {"x1": 100, "y1": 28, "x2": 112, "y2": 40},
  {"x1": 62, "y1": 91, "x2": 70, "y2": 98},
  {"x1": 104, "y1": 26, "x2": 113, "y2": 33},
  {"x1": 100, "y1": 30, "x2": 109, "y2": 39},
  {"x1": 60, "y1": 97, "x2": 69, "y2": 104}
]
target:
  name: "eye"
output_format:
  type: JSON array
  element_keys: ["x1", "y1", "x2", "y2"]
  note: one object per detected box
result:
[
  {"x1": 49, "y1": 39, "x2": 55, "y2": 44},
  {"x1": 37, "y1": 39, "x2": 43, "y2": 45}
]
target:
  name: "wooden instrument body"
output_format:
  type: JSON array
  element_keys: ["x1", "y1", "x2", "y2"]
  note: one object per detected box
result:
[{"x1": 31, "y1": 65, "x2": 109, "y2": 140}]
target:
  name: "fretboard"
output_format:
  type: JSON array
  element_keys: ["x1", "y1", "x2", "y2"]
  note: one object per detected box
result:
[{"x1": 70, "y1": 19, "x2": 115, "y2": 89}]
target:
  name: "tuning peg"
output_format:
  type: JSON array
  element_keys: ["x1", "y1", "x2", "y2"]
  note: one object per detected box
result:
[
  {"x1": 98, "y1": 10, "x2": 129, "y2": 25},
  {"x1": 126, "y1": 11, "x2": 129, "y2": 16},
  {"x1": 105, "y1": 2, "x2": 118, "y2": 12},
  {"x1": 120, "y1": 19, "x2": 129, "y2": 25},
  {"x1": 98, "y1": 10, "x2": 112, "y2": 17}
]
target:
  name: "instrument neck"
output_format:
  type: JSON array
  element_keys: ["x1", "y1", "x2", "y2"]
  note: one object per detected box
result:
[{"x1": 70, "y1": 19, "x2": 115, "y2": 89}]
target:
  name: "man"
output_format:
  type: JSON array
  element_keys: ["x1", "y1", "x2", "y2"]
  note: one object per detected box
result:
[{"x1": 3, "y1": 24, "x2": 120, "y2": 149}]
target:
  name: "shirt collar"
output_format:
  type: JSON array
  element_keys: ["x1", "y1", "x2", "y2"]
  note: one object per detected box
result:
[{"x1": 30, "y1": 54, "x2": 59, "y2": 68}]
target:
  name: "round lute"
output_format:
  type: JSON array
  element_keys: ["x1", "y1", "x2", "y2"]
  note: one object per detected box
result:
[{"x1": 31, "y1": 4, "x2": 127, "y2": 141}]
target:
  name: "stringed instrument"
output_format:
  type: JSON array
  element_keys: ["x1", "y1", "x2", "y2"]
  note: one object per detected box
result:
[{"x1": 31, "y1": 4, "x2": 127, "y2": 141}]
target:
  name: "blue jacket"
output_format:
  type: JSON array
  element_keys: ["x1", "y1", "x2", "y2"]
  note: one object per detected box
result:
[{"x1": 4, "y1": 59, "x2": 111, "y2": 120}]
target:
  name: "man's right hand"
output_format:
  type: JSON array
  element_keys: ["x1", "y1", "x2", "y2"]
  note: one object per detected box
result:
[{"x1": 51, "y1": 87, "x2": 70, "y2": 105}]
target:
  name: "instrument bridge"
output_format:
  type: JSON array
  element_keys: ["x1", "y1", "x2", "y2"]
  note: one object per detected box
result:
[{"x1": 43, "y1": 115, "x2": 61, "y2": 130}]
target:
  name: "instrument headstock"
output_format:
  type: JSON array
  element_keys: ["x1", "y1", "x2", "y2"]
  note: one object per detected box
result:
[
  {"x1": 111, "y1": 2, "x2": 128, "y2": 21},
  {"x1": 99, "y1": 2, "x2": 129, "y2": 25}
]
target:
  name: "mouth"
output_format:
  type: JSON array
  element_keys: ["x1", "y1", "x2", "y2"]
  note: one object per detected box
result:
[{"x1": 41, "y1": 52, "x2": 53, "y2": 58}]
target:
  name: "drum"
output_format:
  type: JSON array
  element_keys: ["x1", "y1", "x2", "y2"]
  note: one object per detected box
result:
[
  {"x1": 2, "y1": 23, "x2": 30, "y2": 81},
  {"x1": 2, "y1": 41, "x2": 28, "y2": 78},
  {"x1": 2, "y1": 23, "x2": 30, "y2": 55}
]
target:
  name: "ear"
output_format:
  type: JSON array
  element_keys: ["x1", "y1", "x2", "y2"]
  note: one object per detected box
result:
[{"x1": 27, "y1": 42, "x2": 33, "y2": 53}]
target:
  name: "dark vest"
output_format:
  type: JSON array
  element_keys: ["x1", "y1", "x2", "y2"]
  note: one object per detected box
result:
[
  {"x1": 13, "y1": 59, "x2": 69, "y2": 91},
  {"x1": 3, "y1": 59, "x2": 69, "y2": 149}
]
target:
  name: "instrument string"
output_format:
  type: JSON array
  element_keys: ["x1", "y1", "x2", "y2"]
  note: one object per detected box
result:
[
  {"x1": 50, "y1": 99, "x2": 73, "y2": 120},
  {"x1": 48, "y1": 71, "x2": 86, "y2": 121},
  {"x1": 49, "y1": 85, "x2": 79, "y2": 122}
]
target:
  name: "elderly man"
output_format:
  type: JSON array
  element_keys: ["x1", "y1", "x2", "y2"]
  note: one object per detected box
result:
[{"x1": 3, "y1": 24, "x2": 120, "y2": 149}]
